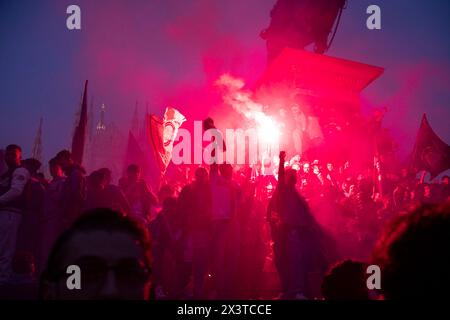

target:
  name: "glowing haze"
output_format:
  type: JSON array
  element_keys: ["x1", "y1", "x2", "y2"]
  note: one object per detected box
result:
[
  {"x1": 215, "y1": 74, "x2": 281, "y2": 150},
  {"x1": 0, "y1": 0, "x2": 449, "y2": 166}
]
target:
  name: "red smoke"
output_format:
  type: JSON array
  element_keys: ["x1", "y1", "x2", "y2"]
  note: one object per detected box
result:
[{"x1": 65, "y1": 0, "x2": 449, "y2": 165}]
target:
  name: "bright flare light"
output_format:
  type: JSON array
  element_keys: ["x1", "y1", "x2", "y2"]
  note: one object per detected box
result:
[
  {"x1": 216, "y1": 73, "x2": 282, "y2": 153},
  {"x1": 254, "y1": 111, "x2": 281, "y2": 147}
]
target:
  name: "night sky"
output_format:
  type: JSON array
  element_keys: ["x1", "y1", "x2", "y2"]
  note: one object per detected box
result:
[{"x1": 1, "y1": 0, "x2": 449, "y2": 164}]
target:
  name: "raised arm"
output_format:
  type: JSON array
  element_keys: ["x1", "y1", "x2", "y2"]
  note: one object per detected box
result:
[{"x1": 277, "y1": 151, "x2": 286, "y2": 187}]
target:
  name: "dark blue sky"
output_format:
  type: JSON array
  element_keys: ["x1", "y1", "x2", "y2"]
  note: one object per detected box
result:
[{"x1": 1, "y1": 0, "x2": 449, "y2": 163}]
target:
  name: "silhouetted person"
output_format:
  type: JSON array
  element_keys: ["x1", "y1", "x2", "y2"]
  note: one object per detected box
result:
[
  {"x1": 158, "y1": 184, "x2": 176, "y2": 208},
  {"x1": 40, "y1": 208, "x2": 152, "y2": 300},
  {"x1": 0, "y1": 144, "x2": 30, "y2": 284},
  {"x1": 119, "y1": 164, "x2": 157, "y2": 224},
  {"x1": 55, "y1": 150, "x2": 86, "y2": 229},
  {"x1": 372, "y1": 201, "x2": 450, "y2": 299},
  {"x1": 97, "y1": 168, "x2": 130, "y2": 215},
  {"x1": 149, "y1": 197, "x2": 188, "y2": 299},
  {"x1": 268, "y1": 151, "x2": 315, "y2": 299},
  {"x1": 321, "y1": 260, "x2": 370, "y2": 300},
  {"x1": 85, "y1": 169, "x2": 129, "y2": 214},
  {"x1": 0, "y1": 251, "x2": 38, "y2": 299},
  {"x1": 41, "y1": 158, "x2": 66, "y2": 270},
  {"x1": 203, "y1": 117, "x2": 226, "y2": 162},
  {"x1": 17, "y1": 158, "x2": 45, "y2": 273},
  {"x1": 178, "y1": 167, "x2": 212, "y2": 299},
  {"x1": 149, "y1": 197, "x2": 171, "y2": 299},
  {"x1": 85, "y1": 170, "x2": 107, "y2": 210},
  {"x1": 210, "y1": 163, "x2": 240, "y2": 299}
]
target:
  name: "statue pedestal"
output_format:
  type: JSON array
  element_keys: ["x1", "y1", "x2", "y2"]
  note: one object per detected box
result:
[{"x1": 254, "y1": 48, "x2": 384, "y2": 161}]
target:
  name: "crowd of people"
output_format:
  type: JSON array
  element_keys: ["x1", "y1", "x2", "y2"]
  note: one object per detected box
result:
[{"x1": 0, "y1": 141, "x2": 449, "y2": 300}]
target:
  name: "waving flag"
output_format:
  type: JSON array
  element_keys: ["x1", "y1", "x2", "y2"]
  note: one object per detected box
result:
[
  {"x1": 410, "y1": 114, "x2": 450, "y2": 179},
  {"x1": 71, "y1": 80, "x2": 88, "y2": 165},
  {"x1": 147, "y1": 107, "x2": 186, "y2": 174}
]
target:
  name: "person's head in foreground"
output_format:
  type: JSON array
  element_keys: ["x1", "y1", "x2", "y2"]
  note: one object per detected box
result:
[
  {"x1": 285, "y1": 168, "x2": 298, "y2": 187},
  {"x1": 48, "y1": 157, "x2": 63, "y2": 180},
  {"x1": 40, "y1": 208, "x2": 152, "y2": 300},
  {"x1": 55, "y1": 149, "x2": 73, "y2": 171},
  {"x1": 126, "y1": 164, "x2": 141, "y2": 182},
  {"x1": 321, "y1": 260, "x2": 369, "y2": 300},
  {"x1": 371, "y1": 201, "x2": 450, "y2": 299},
  {"x1": 4, "y1": 144, "x2": 22, "y2": 168},
  {"x1": 202, "y1": 117, "x2": 215, "y2": 131},
  {"x1": 194, "y1": 167, "x2": 208, "y2": 184}
]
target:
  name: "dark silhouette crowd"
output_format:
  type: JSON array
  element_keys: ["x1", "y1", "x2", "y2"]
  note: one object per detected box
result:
[{"x1": 0, "y1": 143, "x2": 449, "y2": 300}]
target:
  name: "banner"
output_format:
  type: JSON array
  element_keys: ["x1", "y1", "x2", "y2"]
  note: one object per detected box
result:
[
  {"x1": 147, "y1": 107, "x2": 186, "y2": 174},
  {"x1": 71, "y1": 80, "x2": 88, "y2": 165},
  {"x1": 410, "y1": 114, "x2": 450, "y2": 179}
]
